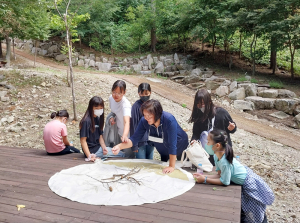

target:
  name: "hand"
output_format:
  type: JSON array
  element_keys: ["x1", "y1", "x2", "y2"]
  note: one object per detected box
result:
[
  {"x1": 103, "y1": 147, "x2": 108, "y2": 155},
  {"x1": 190, "y1": 140, "x2": 196, "y2": 145},
  {"x1": 163, "y1": 166, "x2": 175, "y2": 174},
  {"x1": 228, "y1": 121, "x2": 235, "y2": 131},
  {"x1": 112, "y1": 145, "x2": 121, "y2": 155},
  {"x1": 90, "y1": 156, "x2": 96, "y2": 162},
  {"x1": 69, "y1": 143, "x2": 73, "y2": 146},
  {"x1": 133, "y1": 150, "x2": 138, "y2": 153},
  {"x1": 110, "y1": 117, "x2": 116, "y2": 125},
  {"x1": 193, "y1": 173, "x2": 205, "y2": 183},
  {"x1": 121, "y1": 136, "x2": 129, "y2": 143}
]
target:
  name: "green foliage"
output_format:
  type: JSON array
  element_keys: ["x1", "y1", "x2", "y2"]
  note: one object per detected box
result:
[
  {"x1": 251, "y1": 79, "x2": 258, "y2": 84},
  {"x1": 236, "y1": 77, "x2": 247, "y2": 82},
  {"x1": 269, "y1": 81, "x2": 284, "y2": 89},
  {"x1": 4, "y1": 70, "x2": 43, "y2": 87},
  {"x1": 182, "y1": 104, "x2": 187, "y2": 108}
]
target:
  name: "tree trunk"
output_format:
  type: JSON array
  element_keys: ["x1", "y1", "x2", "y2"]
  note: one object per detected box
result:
[
  {"x1": 224, "y1": 39, "x2": 227, "y2": 64},
  {"x1": 250, "y1": 34, "x2": 257, "y2": 76},
  {"x1": 291, "y1": 54, "x2": 294, "y2": 79},
  {"x1": 270, "y1": 37, "x2": 277, "y2": 74},
  {"x1": 34, "y1": 40, "x2": 37, "y2": 67},
  {"x1": 5, "y1": 36, "x2": 11, "y2": 66},
  {"x1": 66, "y1": 24, "x2": 77, "y2": 121},
  {"x1": 13, "y1": 38, "x2": 16, "y2": 60},
  {"x1": 212, "y1": 34, "x2": 216, "y2": 58},
  {"x1": 150, "y1": 28, "x2": 156, "y2": 53},
  {"x1": 79, "y1": 35, "x2": 81, "y2": 47},
  {"x1": 0, "y1": 40, "x2": 3, "y2": 58},
  {"x1": 239, "y1": 33, "x2": 242, "y2": 59}
]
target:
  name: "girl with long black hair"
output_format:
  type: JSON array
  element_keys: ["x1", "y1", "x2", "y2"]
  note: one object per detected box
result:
[
  {"x1": 193, "y1": 129, "x2": 274, "y2": 223},
  {"x1": 190, "y1": 89, "x2": 236, "y2": 165},
  {"x1": 80, "y1": 96, "x2": 124, "y2": 162}
]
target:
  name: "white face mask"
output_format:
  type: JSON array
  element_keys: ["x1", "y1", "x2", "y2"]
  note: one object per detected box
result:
[
  {"x1": 94, "y1": 109, "x2": 103, "y2": 117},
  {"x1": 200, "y1": 107, "x2": 205, "y2": 113}
]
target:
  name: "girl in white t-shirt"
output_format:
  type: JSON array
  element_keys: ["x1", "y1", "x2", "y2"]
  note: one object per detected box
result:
[{"x1": 109, "y1": 80, "x2": 134, "y2": 158}]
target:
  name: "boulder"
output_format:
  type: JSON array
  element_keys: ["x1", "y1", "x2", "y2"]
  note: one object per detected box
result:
[
  {"x1": 142, "y1": 66, "x2": 149, "y2": 71},
  {"x1": 215, "y1": 86, "x2": 229, "y2": 97},
  {"x1": 234, "y1": 100, "x2": 254, "y2": 111},
  {"x1": 206, "y1": 81, "x2": 220, "y2": 90},
  {"x1": 1, "y1": 96, "x2": 9, "y2": 102},
  {"x1": 277, "y1": 89, "x2": 297, "y2": 98},
  {"x1": 55, "y1": 54, "x2": 67, "y2": 62},
  {"x1": 131, "y1": 64, "x2": 142, "y2": 73},
  {"x1": 78, "y1": 59, "x2": 84, "y2": 67},
  {"x1": 257, "y1": 87, "x2": 268, "y2": 93},
  {"x1": 84, "y1": 59, "x2": 90, "y2": 64},
  {"x1": 7, "y1": 116, "x2": 14, "y2": 123},
  {"x1": 148, "y1": 57, "x2": 154, "y2": 70},
  {"x1": 165, "y1": 66, "x2": 172, "y2": 72},
  {"x1": 245, "y1": 83, "x2": 257, "y2": 96},
  {"x1": 159, "y1": 56, "x2": 166, "y2": 61},
  {"x1": 96, "y1": 57, "x2": 101, "y2": 62},
  {"x1": 294, "y1": 105, "x2": 300, "y2": 116},
  {"x1": 89, "y1": 60, "x2": 95, "y2": 67},
  {"x1": 140, "y1": 71, "x2": 152, "y2": 75},
  {"x1": 98, "y1": 62, "x2": 112, "y2": 71},
  {"x1": 31, "y1": 47, "x2": 41, "y2": 54},
  {"x1": 109, "y1": 67, "x2": 119, "y2": 72},
  {"x1": 39, "y1": 49, "x2": 47, "y2": 56},
  {"x1": 269, "y1": 111, "x2": 290, "y2": 119},
  {"x1": 229, "y1": 88, "x2": 246, "y2": 100},
  {"x1": 0, "y1": 91, "x2": 7, "y2": 97},
  {"x1": 154, "y1": 62, "x2": 164, "y2": 74},
  {"x1": 48, "y1": 45, "x2": 58, "y2": 54},
  {"x1": 221, "y1": 80, "x2": 231, "y2": 86},
  {"x1": 229, "y1": 81, "x2": 237, "y2": 92},
  {"x1": 153, "y1": 57, "x2": 158, "y2": 63},
  {"x1": 238, "y1": 83, "x2": 252, "y2": 89},
  {"x1": 24, "y1": 42, "x2": 33, "y2": 51},
  {"x1": 245, "y1": 75, "x2": 251, "y2": 81},
  {"x1": 174, "y1": 53, "x2": 180, "y2": 64},
  {"x1": 142, "y1": 59, "x2": 148, "y2": 66},
  {"x1": 102, "y1": 58, "x2": 108, "y2": 63},
  {"x1": 245, "y1": 96, "x2": 275, "y2": 109},
  {"x1": 162, "y1": 72, "x2": 175, "y2": 77},
  {"x1": 179, "y1": 70, "x2": 188, "y2": 75},
  {"x1": 274, "y1": 99, "x2": 298, "y2": 115},
  {"x1": 258, "y1": 89, "x2": 278, "y2": 98},
  {"x1": 164, "y1": 59, "x2": 173, "y2": 66},
  {"x1": 295, "y1": 114, "x2": 300, "y2": 128},
  {"x1": 201, "y1": 71, "x2": 214, "y2": 78}
]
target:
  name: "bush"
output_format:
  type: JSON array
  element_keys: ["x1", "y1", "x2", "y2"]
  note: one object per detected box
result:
[
  {"x1": 236, "y1": 77, "x2": 247, "y2": 82},
  {"x1": 269, "y1": 81, "x2": 284, "y2": 89}
]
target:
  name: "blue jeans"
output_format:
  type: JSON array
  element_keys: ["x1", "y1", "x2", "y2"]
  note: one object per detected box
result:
[
  {"x1": 47, "y1": 145, "x2": 81, "y2": 155},
  {"x1": 136, "y1": 145, "x2": 154, "y2": 159},
  {"x1": 94, "y1": 147, "x2": 125, "y2": 158}
]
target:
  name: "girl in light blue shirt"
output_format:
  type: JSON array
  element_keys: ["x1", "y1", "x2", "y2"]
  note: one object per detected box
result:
[{"x1": 193, "y1": 129, "x2": 274, "y2": 223}]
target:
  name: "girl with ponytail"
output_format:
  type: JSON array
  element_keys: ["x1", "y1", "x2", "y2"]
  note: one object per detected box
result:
[
  {"x1": 43, "y1": 110, "x2": 80, "y2": 155},
  {"x1": 193, "y1": 129, "x2": 274, "y2": 223}
]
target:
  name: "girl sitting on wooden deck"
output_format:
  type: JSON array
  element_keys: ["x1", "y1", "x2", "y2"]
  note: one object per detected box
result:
[
  {"x1": 43, "y1": 110, "x2": 81, "y2": 155},
  {"x1": 193, "y1": 129, "x2": 274, "y2": 223}
]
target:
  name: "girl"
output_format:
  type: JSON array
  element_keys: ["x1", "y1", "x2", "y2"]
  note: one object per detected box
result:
[
  {"x1": 193, "y1": 129, "x2": 274, "y2": 223},
  {"x1": 80, "y1": 96, "x2": 124, "y2": 162},
  {"x1": 189, "y1": 89, "x2": 236, "y2": 165},
  {"x1": 109, "y1": 80, "x2": 134, "y2": 158},
  {"x1": 130, "y1": 83, "x2": 154, "y2": 159},
  {"x1": 43, "y1": 110, "x2": 80, "y2": 155},
  {"x1": 112, "y1": 99, "x2": 189, "y2": 174}
]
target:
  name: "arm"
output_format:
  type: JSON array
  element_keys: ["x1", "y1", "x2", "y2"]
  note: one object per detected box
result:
[
  {"x1": 191, "y1": 122, "x2": 200, "y2": 141},
  {"x1": 112, "y1": 139, "x2": 133, "y2": 154},
  {"x1": 62, "y1": 136, "x2": 71, "y2": 146},
  {"x1": 193, "y1": 173, "x2": 225, "y2": 185},
  {"x1": 121, "y1": 116, "x2": 130, "y2": 142},
  {"x1": 223, "y1": 109, "x2": 237, "y2": 133},
  {"x1": 99, "y1": 135, "x2": 108, "y2": 155},
  {"x1": 80, "y1": 137, "x2": 95, "y2": 161}
]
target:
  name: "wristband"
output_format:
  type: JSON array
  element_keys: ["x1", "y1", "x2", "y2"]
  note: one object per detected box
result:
[{"x1": 204, "y1": 176, "x2": 207, "y2": 184}]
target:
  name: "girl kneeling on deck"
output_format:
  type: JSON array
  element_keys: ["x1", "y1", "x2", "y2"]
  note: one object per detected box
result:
[
  {"x1": 44, "y1": 110, "x2": 81, "y2": 155},
  {"x1": 193, "y1": 129, "x2": 274, "y2": 223},
  {"x1": 80, "y1": 96, "x2": 124, "y2": 162}
]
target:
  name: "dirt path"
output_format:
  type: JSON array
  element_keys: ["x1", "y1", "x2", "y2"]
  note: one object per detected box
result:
[{"x1": 6, "y1": 46, "x2": 300, "y2": 150}]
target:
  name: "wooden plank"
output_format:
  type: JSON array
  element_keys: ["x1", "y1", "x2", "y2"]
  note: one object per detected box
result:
[{"x1": 0, "y1": 211, "x2": 51, "y2": 223}]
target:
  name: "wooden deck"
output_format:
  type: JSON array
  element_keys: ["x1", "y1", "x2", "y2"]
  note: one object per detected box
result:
[{"x1": 0, "y1": 146, "x2": 241, "y2": 223}]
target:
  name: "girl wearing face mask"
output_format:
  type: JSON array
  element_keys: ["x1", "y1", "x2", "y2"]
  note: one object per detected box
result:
[
  {"x1": 189, "y1": 89, "x2": 236, "y2": 165},
  {"x1": 80, "y1": 96, "x2": 124, "y2": 162},
  {"x1": 44, "y1": 110, "x2": 80, "y2": 155},
  {"x1": 130, "y1": 83, "x2": 154, "y2": 159},
  {"x1": 193, "y1": 129, "x2": 274, "y2": 223}
]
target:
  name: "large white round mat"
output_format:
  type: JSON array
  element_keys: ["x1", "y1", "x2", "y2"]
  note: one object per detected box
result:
[{"x1": 48, "y1": 159, "x2": 195, "y2": 206}]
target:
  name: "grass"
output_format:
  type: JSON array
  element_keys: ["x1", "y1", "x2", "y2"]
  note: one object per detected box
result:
[
  {"x1": 182, "y1": 104, "x2": 187, "y2": 108},
  {"x1": 269, "y1": 80, "x2": 284, "y2": 89},
  {"x1": 156, "y1": 74, "x2": 167, "y2": 80},
  {"x1": 115, "y1": 70, "x2": 132, "y2": 75},
  {"x1": 236, "y1": 77, "x2": 247, "y2": 82},
  {"x1": 4, "y1": 70, "x2": 44, "y2": 88},
  {"x1": 251, "y1": 78, "x2": 258, "y2": 83}
]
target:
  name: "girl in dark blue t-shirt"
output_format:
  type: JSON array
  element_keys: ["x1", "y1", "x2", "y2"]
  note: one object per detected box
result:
[{"x1": 79, "y1": 96, "x2": 124, "y2": 161}]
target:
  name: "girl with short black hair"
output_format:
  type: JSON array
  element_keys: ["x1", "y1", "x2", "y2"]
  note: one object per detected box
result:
[
  {"x1": 193, "y1": 129, "x2": 274, "y2": 223},
  {"x1": 112, "y1": 99, "x2": 189, "y2": 174},
  {"x1": 130, "y1": 83, "x2": 154, "y2": 159},
  {"x1": 43, "y1": 110, "x2": 80, "y2": 155}
]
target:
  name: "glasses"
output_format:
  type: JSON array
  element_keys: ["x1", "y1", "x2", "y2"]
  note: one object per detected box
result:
[
  {"x1": 112, "y1": 92, "x2": 123, "y2": 96},
  {"x1": 144, "y1": 114, "x2": 154, "y2": 120}
]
